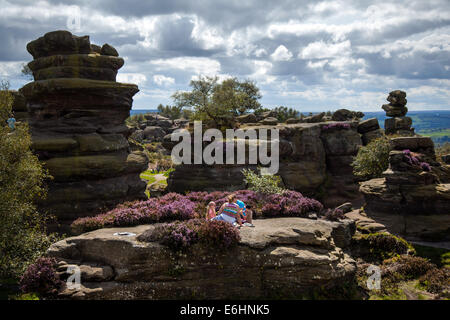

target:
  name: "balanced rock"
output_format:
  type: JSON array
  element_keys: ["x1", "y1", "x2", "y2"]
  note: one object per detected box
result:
[
  {"x1": 357, "y1": 118, "x2": 379, "y2": 134},
  {"x1": 20, "y1": 30, "x2": 147, "y2": 230}
]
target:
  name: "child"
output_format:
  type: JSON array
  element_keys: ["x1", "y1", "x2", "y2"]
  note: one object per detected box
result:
[
  {"x1": 7, "y1": 114, "x2": 16, "y2": 131},
  {"x1": 236, "y1": 200, "x2": 255, "y2": 227},
  {"x1": 213, "y1": 194, "x2": 243, "y2": 228},
  {"x1": 206, "y1": 201, "x2": 217, "y2": 220}
]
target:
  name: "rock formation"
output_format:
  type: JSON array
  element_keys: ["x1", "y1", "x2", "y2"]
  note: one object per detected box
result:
[
  {"x1": 164, "y1": 121, "x2": 362, "y2": 207},
  {"x1": 382, "y1": 90, "x2": 415, "y2": 136},
  {"x1": 357, "y1": 118, "x2": 383, "y2": 145},
  {"x1": 19, "y1": 31, "x2": 148, "y2": 230},
  {"x1": 360, "y1": 136, "x2": 450, "y2": 241},
  {"x1": 46, "y1": 217, "x2": 356, "y2": 299}
]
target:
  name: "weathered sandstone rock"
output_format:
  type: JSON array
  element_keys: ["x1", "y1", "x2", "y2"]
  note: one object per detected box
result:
[
  {"x1": 360, "y1": 135, "x2": 450, "y2": 240},
  {"x1": 20, "y1": 31, "x2": 147, "y2": 230},
  {"x1": 362, "y1": 129, "x2": 384, "y2": 145},
  {"x1": 236, "y1": 113, "x2": 257, "y2": 123},
  {"x1": 357, "y1": 118, "x2": 380, "y2": 134},
  {"x1": 165, "y1": 122, "x2": 361, "y2": 205},
  {"x1": 260, "y1": 116, "x2": 278, "y2": 125},
  {"x1": 46, "y1": 218, "x2": 357, "y2": 299}
]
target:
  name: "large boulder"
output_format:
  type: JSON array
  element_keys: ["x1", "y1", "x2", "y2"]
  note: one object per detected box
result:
[
  {"x1": 143, "y1": 126, "x2": 166, "y2": 141},
  {"x1": 260, "y1": 117, "x2": 278, "y2": 125},
  {"x1": 332, "y1": 109, "x2": 363, "y2": 121},
  {"x1": 47, "y1": 218, "x2": 356, "y2": 299},
  {"x1": 321, "y1": 127, "x2": 362, "y2": 156},
  {"x1": 362, "y1": 129, "x2": 384, "y2": 145},
  {"x1": 357, "y1": 118, "x2": 379, "y2": 134},
  {"x1": 236, "y1": 113, "x2": 257, "y2": 123}
]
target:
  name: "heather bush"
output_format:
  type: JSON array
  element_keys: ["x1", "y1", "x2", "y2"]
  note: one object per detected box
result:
[
  {"x1": 261, "y1": 190, "x2": 323, "y2": 217},
  {"x1": 19, "y1": 257, "x2": 63, "y2": 297},
  {"x1": 387, "y1": 255, "x2": 435, "y2": 279},
  {"x1": 352, "y1": 137, "x2": 390, "y2": 180},
  {"x1": 402, "y1": 150, "x2": 431, "y2": 172},
  {"x1": 71, "y1": 196, "x2": 197, "y2": 234},
  {"x1": 71, "y1": 189, "x2": 323, "y2": 233},
  {"x1": 322, "y1": 123, "x2": 351, "y2": 131},
  {"x1": 152, "y1": 221, "x2": 200, "y2": 250},
  {"x1": 323, "y1": 208, "x2": 345, "y2": 221},
  {"x1": 241, "y1": 168, "x2": 285, "y2": 194},
  {"x1": 197, "y1": 220, "x2": 241, "y2": 249},
  {"x1": 141, "y1": 219, "x2": 240, "y2": 251},
  {"x1": 419, "y1": 267, "x2": 450, "y2": 297}
]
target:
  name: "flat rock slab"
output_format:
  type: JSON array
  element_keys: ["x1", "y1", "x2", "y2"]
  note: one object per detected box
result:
[{"x1": 47, "y1": 218, "x2": 356, "y2": 299}]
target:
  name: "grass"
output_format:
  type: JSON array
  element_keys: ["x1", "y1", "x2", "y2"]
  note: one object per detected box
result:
[
  {"x1": 140, "y1": 169, "x2": 170, "y2": 198},
  {"x1": 140, "y1": 170, "x2": 157, "y2": 184}
]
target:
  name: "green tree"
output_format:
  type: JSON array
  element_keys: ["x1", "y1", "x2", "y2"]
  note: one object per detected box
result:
[
  {"x1": 172, "y1": 76, "x2": 262, "y2": 128},
  {"x1": 272, "y1": 106, "x2": 300, "y2": 122},
  {"x1": 157, "y1": 104, "x2": 183, "y2": 120},
  {"x1": 0, "y1": 80, "x2": 57, "y2": 280}
]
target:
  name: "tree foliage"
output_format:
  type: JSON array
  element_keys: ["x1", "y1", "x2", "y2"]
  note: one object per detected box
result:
[
  {"x1": 172, "y1": 76, "x2": 262, "y2": 129},
  {"x1": 352, "y1": 136, "x2": 391, "y2": 180},
  {"x1": 0, "y1": 80, "x2": 57, "y2": 280},
  {"x1": 272, "y1": 106, "x2": 300, "y2": 122},
  {"x1": 157, "y1": 104, "x2": 192, "y2": 120}
]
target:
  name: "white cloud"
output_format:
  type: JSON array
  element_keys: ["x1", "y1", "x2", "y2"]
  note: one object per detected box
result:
[
  {"x1": 153, "y1": 74, "x2": 175, "y2": 86},
  {"x1": 299, "y1": 40, "x2": 352, "y2": 59},
  {"x1": 270, "y1": 45, "x2": 293, "y2": 61},
  {"x1": 0, "y1": 61, "x2": 26, "y2": 78},
  {"x1": 307, "y1": 59, "x2": 328, "y2": 69},
  {"x1": 117, "y1": 73, "x2": 147, "y2": 85},
  {"x1": 149, "y1": 57, "x2": 221, "y2": 76}
]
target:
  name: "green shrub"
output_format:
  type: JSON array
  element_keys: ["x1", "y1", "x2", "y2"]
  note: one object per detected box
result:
[
  {"x1": 241, "y1": 168, "x2": 285, "y2": 194},
  {"x1": 419, "y1": 267, "x2": 450, "y2": 297},
  {"x1": 352, "y1": 232, "x2": 415, "y2": 262},
  {"x1": 352, "y1": 136, "x2": 391, "y2": 180},
  {"x1": 0, "y1": 81, "x2": 57, "y2": 280}
]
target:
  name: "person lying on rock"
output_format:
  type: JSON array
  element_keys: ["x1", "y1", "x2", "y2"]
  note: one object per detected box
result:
[
  {"x1": 206, "y1": 201, "x2": 217, "y2": 220},
  {"x1": 236, "y1": 200, "x2": 255, "y2": 227},
  {"x1": 212, "y1": 194, "x2": 243, "y2": 228}
]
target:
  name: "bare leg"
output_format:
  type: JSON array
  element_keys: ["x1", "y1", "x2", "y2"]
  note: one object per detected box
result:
[{"x1": 246, "y1": 209, "x2": 253, "y2": 223}]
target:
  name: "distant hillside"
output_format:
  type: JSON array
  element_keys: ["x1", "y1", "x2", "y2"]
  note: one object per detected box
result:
[{"x1": 363, "y1": 110, "x2": 450, "y2": 145}]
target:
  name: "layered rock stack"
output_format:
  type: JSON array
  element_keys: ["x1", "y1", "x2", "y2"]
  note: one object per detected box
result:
[
  {"x1": 382, "y1": 90, "x2": 414, "y2": 136},
  {"x1": 360, "y1": 136, "x2": 450, "y2": 240},
  {"x1": 19, "y1": 31, "x2": 148, "y2": 229}
]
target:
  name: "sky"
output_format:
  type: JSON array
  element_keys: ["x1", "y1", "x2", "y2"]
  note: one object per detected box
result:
[{"x1": 0, "y1": 0, "x2": 449, "y2": 112}]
